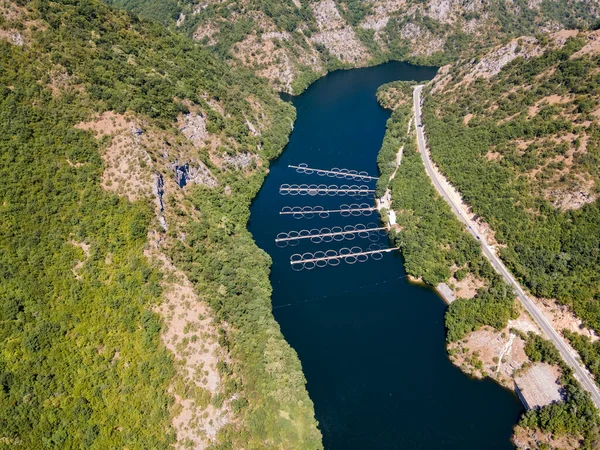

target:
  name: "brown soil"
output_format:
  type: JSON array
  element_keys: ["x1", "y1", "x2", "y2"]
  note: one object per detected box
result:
[
  {"x1": 449, "y1": 325, "x2": 528, "y2": 389},
  {"x1": 69, "y1": 240, "x2": 90, "y2": 280},
  {"x1": 485, "y1": 150, "x2": 502, "y2": 161},
  {"x1": 448, "y1": 305, "x2": 548, "y2": 392},
  {"x1": 527, "y1": 94, "x2": 573, "y2": 117},
  {"x1": 192, "y1": 20, "x2": 219, "y2": 46},
  {"x1": 450, "y1": 272, "x2": 486, "y2": 299},
  {"x1": 572, "y1": 29, "x2": 600, "y2": 58},
  {"x1": 47, "y1": 65, "x2": 84, "y2": 97},
  {"x1": 66, "y1": 158, "x2": 86, "y2": 168},
  {"x1": 551, "y1": 29, "x2": 580, "y2": 45},
  {"x1": 75, "y1": 111, "x2": 130, "y2": 136}
]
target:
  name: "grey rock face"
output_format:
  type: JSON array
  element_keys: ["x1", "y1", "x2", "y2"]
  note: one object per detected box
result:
[
  {"x1": 179, "y1": 113, "x2": 207, "y2": 148},
  {"x1": 171, "y1": 161, "x2": 217, "y2": 188}
]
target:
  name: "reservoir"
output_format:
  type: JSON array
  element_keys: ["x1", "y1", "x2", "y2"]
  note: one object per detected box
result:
[{"x1": 248, "y1": 62, "x2": 524, "y2": 449}]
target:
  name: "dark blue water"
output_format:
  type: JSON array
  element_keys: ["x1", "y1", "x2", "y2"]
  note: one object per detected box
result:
[{"x1": 248, "y1": 62, "x2": 524, "y2": 449}]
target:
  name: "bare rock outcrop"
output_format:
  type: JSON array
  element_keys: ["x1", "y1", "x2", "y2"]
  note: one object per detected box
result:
[
  {"x1": 465, "y1": 37, "x2": 542, "y2": 81},
  {"x1": 178, "y1": 112, "x2": 207, "y2": 148},
  {"x1": 399, "y1": 22, "x2": 444, "y2": 56},
  {"x1": 222, "y1": 152, "x2": 258, "y2": 170},
  {"x1": 0, "y1": 29, "x2": 23, "y2": 45},
  {"x1": 172, "y1": 161, "x2": 217, "y2": 188},
  {"x1": 310, "y1": 0, "x2": 368, "y2": 64}
]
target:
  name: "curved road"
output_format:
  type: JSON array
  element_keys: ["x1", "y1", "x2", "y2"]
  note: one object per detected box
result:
[{"x1": 413, "y1": 84, "x2": 600, "y2": 408}]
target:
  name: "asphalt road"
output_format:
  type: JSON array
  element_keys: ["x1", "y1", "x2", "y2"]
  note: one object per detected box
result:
[{"x1": 413, "y1": 84, "x2": 600, "y2": 408}]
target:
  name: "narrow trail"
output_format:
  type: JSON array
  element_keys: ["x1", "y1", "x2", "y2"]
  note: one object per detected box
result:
[
  {"x1": 377, "y1": 112, "x2": 413, "y2": 225},
  {"x1": 412, "y1": 84, "x2": 600, "y2": 408}
]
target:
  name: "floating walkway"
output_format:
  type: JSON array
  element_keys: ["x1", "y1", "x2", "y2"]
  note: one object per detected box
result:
[
  {"x1": 280, "y1": 184, "x2": 374, "y2": 197},
  {"x1": 276, "y1": 224, "x2": 386, "y2": 244},
  {"x1": 289, "y1": 163, "x2": 379, "y2": 182},
  {"x1": 279, "y1": 203, "x2": 377, "y2": 219},
  {"x1": 290, "y1": 245, "x2": 399, "y2": 270}
]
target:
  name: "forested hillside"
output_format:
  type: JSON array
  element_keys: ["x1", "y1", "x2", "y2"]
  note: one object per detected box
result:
[
  {"x1": 104, "y1": 0, "x2": 599, "y2": 93},
  {"x1": 0, "y1": 0, "x2": 321, "y2": 448},
  {"x1": 377, "y1": 77, "x2": 600, "y2": 450},
  {"x1": 422, "y1": 30, "x2": 600, "y2": 429},
  {"x1": 4, "y1": 0, "x2": 600, "y2": 447},
  {"x1": 375, "y1": 82, "x2": 517, "y2": 342},
  {"x1": 425, "y1": 31, "x2": 600, "y2": 337}
]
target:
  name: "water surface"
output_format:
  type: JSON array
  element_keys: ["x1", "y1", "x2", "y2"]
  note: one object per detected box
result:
[{"x1": 249, "y1": 62, "x2": 524, "y2": 449}]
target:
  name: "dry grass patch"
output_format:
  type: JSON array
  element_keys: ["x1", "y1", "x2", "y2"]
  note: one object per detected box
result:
[
  {"x1": 448, "y1": 325, "x2": 530, "y2": 389},
  {"x1": 450, "y1": 272, "x2": 486, "y2": 299},
  {"x1": 147, "y1": 243, "x2": 233, "y2": 450},
  {"x1": 532, "y1": 296, "x2": 599, "y2": 342},
  {"x1": 527, "y1": 94, "x2": 574, "y2": 118},
  {"x1": 69, "y1": 240, "x2": 91, "y2": 280}
]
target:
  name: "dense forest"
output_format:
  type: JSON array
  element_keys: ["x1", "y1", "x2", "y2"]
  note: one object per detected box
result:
[
  {"x1": 0, "y1": 78, "x2": 175, "y2": 448},
  {"x1": 0, "y1": 0, "x2": 321, "y2": 448}
]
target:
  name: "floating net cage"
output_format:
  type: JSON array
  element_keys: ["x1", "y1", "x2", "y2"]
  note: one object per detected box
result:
[
  {"x1": 292, "y1": 163, "x2": 378, "y2": 182},
  {"x1": 276, "y1": 223, "x2": 387, "y2": 247},
  {"x1": 279, "y1": 184, "x2": 374, "y2": 197},
  {"x1": 280, "y1": 203, "x2": 376, "y2": 219},
  {"x1": 290, "y1": 244, "x2": 392, "y2": 271}
]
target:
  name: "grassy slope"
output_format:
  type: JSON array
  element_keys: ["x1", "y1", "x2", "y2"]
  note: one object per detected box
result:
[{"x1": 0, "y1": 0, "x2": 321, "y2": 448}]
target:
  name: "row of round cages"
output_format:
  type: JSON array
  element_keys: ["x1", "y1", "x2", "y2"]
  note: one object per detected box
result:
[
  {"x1": 276, "y1": 223, "x2": 387, "y2": 247},
  {"x1": 291, "y1": 163, "x2": 378, "y2": 182},
  {"x1": 280, "y1": 203, "x2": 376, "y2": 219},
  {"x1": 279, "y1": 184, "x2": 374, "y2": 196},
  {"x1": 290, "y1": 244, "x2": 394, "y2": 271}
]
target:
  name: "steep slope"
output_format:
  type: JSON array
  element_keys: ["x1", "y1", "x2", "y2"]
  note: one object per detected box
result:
[
  {"x1": 105, "y1": 0, "x2": 600, "y2": 92},
  {"x1": 0, "y1": 0, "x2": 321, "y2": 448}
]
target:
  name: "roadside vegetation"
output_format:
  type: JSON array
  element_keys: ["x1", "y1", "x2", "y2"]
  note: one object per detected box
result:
[
  {"x1": 421, "y1": 31, "x2": 600, "y2": 448},
  {"x1": 0, "y1": 0, "x2": 321, "y2": 448},
  {"x1": 518, "y1": 333, "x2": 600, "y2": 448}
]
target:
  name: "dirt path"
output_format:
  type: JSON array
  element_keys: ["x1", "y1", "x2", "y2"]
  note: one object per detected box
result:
[{"x1": 377, "y1": 115, "x2": 413, "y2": 228}]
